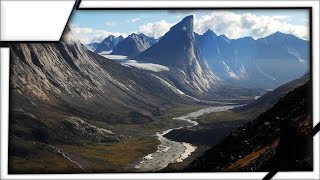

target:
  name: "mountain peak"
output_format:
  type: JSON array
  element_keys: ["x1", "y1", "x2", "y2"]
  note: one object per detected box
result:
[
  {"x1": 274, "y1": 31, "x2": 285, "y2": 35},
  {"x1": 268, "y1": 31, "x2": 292, "y2": 38},
  {"x1": 262, "y1": 31, "x2": 300, "y2": 42},
  {"x1": 129, "y1": 33, "x2": 138, "y2": 37},
  {"x1": 170, "y1": 15, "x2": 194, "y2": 36},
  {"x1": 203, "y1": 29, "x2": 217, "y2": 37},
  {"x1": 101, "y1": 35, "x2": 116, "y2": 42}
]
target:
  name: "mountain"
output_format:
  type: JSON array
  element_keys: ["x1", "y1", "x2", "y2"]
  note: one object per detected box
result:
[
  {"x1": 85, "y1": 42, "x2": 99, "y2": 52},
  {"x1": 135, "y1": 15, "x2": 221, "y2": 96},
  {"x1": 94, "y1": 35, "x2": 124, "y2": 53},
  {"x1": 136, "y1": 15, "x2": 200, "y2": 68},
  {"x1": 196, "y1": 30, "x2": 309, "y2": 89},
  {"x1": 164, "y1": 73, "x2": 310, "y2": 149},
  {"x1": 186, "y1": 81, "x2": 312, "y2": 171},
  {"x1": 237, "y1": 73, "x2": 310, "y2": 115},
  {"x1": 9, "y1": 28, "x2": 209, "y2": 173},
  {"x1": 9, "y1": 28, "x2": 194, "y2": 144},
  {"x1": 111, "y1": 33, "x2": 157, "y2": 57}
]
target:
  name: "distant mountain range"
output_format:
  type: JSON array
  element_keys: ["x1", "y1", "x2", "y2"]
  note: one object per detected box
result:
[
  {"x1": 94, "y1": 35, "x2": 124, "y2": 53},
  {"x1": 86, "y1": 15, "x2": 309, "y2": 90},
  {"x1": 111, "y1": 33, "x2": 157, "y2": 57},
  {"x1": 196, "y1": 30, "x2": 309, "y2": 88}
]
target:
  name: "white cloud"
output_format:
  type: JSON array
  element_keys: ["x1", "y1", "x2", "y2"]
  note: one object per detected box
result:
[
  {"x1": 138, "y1": 20, "x2": 174, "y2": 38},
  {"x1": 105, "y1": 21, "x2": 117, "y2": 26},
  {"x1": 130, "y1": 18, "x2": 141, "y2": 23},
  {"x1": 72, "y1": 11, "x2": 309, "y2": 44},
  {"x1": 70, "y1": 24, "x2": 127, "y2": 44},
  {"x1": 193, "y1": 11, "x2": 309, "y2": 40}
]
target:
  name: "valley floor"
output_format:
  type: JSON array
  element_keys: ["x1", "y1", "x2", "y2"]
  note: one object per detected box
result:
[
  {"x1": 9, "y1": 99, "x2": 252, "y2": 173},
  {"x1": 9, "y1": 104, "x2": 215, "y2": 173}
]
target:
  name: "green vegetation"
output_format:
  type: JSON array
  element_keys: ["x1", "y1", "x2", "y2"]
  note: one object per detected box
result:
[
  {"x1": 111, "y1": 104, "x2": 209, "y2": 135},
  {"x1": 60, "y1": 137, "x2": 157, "y2": 172},
  {"x1": 9, "y1": 138, "x2": 81, "y2": 174},
  {"x1": 9, "y1": 103, "x2": 209, "y2": 173},
  {"x1": 9, "y1": 137, "x2": 158, "y2": 173},
  {"x1": 196, "y1": 109, "x2": 258, "y2": 124}
]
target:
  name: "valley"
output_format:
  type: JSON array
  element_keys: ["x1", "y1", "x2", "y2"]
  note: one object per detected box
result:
[
  {"x1": 8, "y1": 12, "x2": 311, "y2": 173},
  {"x1": 135, "y1": 104, "x2": 242, "y2": 172},
  {"x1": 9, "y1": 103, "x2": 242, "y2": 173}
]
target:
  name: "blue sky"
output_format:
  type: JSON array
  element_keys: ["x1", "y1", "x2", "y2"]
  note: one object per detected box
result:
[{"x1": 70, "y1": 10, "x2": 309, "y2": 44}]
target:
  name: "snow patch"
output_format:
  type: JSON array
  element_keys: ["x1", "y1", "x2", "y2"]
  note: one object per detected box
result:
[
  {"x1": 254, "y1": 61, "x2": 279, "y2": 82},
  {"x1": 152, "y1": 75, "x2": 201, "y2": 101},
  {"x1": 254, "y1": 96, "x2": 261, "y2": 100},
  {"x1": 99, "y1": 54, "x2": 127, "y2": 60},
  {"x1": 152, "y1": 75, "x2": 185, "y2": 95},
  {"x1": 222, "y1": 61, "x2": 240, "y2": 79},
  {"x1": 123, "y1": 60, "x2": 169, "y2": 72}
]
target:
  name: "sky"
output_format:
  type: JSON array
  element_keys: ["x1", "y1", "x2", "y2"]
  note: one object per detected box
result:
[{"x1": 69, "y1": 9, "x2": 309, "y2": 44}]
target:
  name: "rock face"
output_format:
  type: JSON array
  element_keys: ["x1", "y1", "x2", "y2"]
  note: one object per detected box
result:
[
  {"x1": 137, "y1": 15, "x2": 200, "y2": 68},
  {"x1": 94, "y1": 35, "x2": 124, "y2": 53},
  {"x1": 111, "y1": 33, "x2": 157, "y2": 57},
  {"x1": 196, "y1": 30, "x2": 309, "y2": 89},
  {"x1": 186, "y1": 81, "x2": 312, "y2": 171},
  {"x1": 135, "y1": 15, "x2": 220, "y2": 95}
]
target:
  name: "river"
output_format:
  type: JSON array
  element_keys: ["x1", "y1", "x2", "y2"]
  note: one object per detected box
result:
[{"x1": 134, "y1": 105, "x2": 241, "y2": 172}]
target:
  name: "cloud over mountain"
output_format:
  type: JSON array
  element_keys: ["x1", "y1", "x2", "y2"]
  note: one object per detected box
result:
[
  {"x1": 138, "y1": 20, "x2": 174, "y2": 38},
  {"x1": 70, "y1": 24, "x2": 127, "y2": 44},
  {"x1": 72, "y1": 10, "x2": 309, "y2": 44},
  {"x1": 193, "y1": 11, "x2": 308, "y2": 40}
]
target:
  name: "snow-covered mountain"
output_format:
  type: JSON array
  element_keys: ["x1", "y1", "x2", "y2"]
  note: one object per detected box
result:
[
  {"x1": 196, "y1": 30, "x2": 309, "y2": 89},
  {"x1": 94, "y1": 35, "x2": 124, "y2": 53},
  {"x1": 111, "y1": 33, "x2": 157, "y2": 57}
]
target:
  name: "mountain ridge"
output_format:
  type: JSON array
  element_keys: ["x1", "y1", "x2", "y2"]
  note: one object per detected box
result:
[
  {"x1": 111, "y1": 33, "x2": 157, "y2": 57},
  {"x1": 196, "y1": 29, "x2": 309, "y2": 89},
  {"x1": 94, "y1": 35, "x2": 124, "y2": 53}
]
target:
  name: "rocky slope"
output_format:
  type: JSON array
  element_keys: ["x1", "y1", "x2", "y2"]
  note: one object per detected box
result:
[
  {"x1": 111, "y1": 33, "x2": 157, "y2": 57},
  {"x1": 9, "y1": 28, "x2": 196, "y2": 173},
  {"x1": 9, "y1": 28, "x2": 195, "y2": 149},
  {"x1": 186, "y1": 81, "x2": 312, "y2": 171}
]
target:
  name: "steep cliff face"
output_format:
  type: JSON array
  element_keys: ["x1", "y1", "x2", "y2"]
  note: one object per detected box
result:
[
  {"x1": 186, "y1": 81, "x2": 312, "y2": 171},
  {"x1": 136, "y1": 15, "x2": 220, "y2": 95}
]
